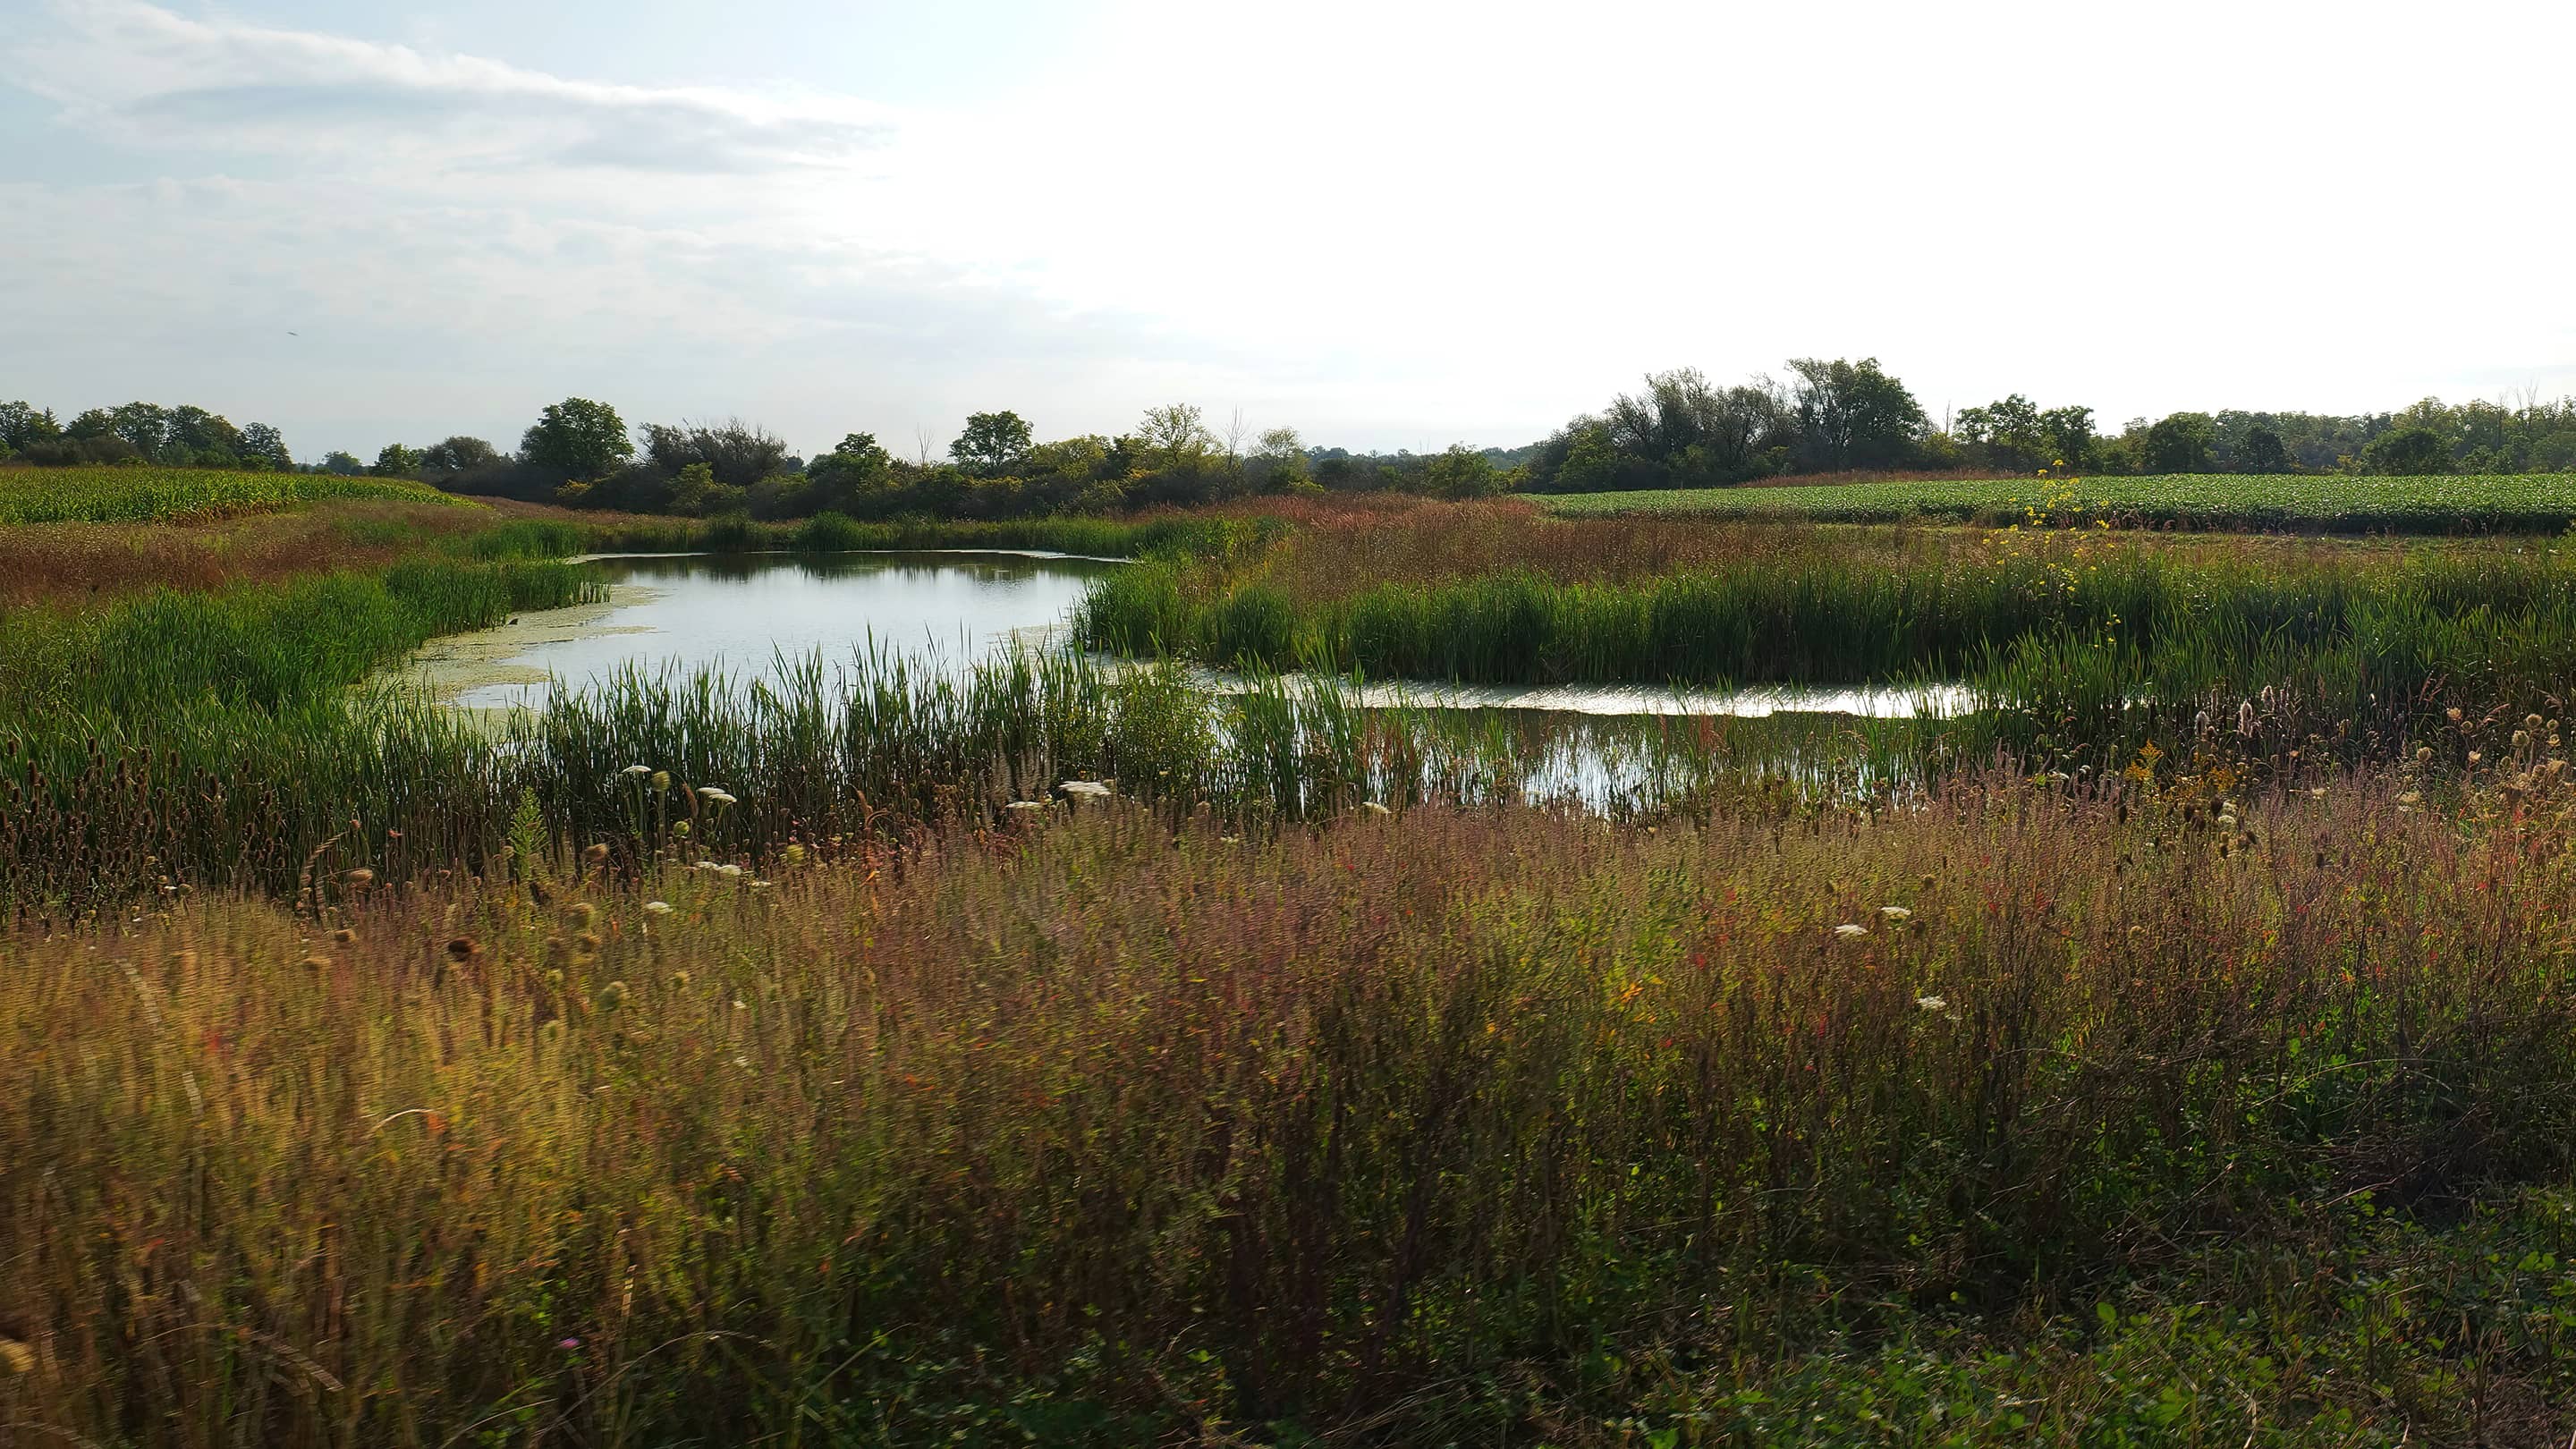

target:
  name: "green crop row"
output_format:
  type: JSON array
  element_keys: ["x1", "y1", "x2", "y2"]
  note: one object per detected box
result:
[{"x1": 0, "y1": 464, "x2": 466, "y2": 524}]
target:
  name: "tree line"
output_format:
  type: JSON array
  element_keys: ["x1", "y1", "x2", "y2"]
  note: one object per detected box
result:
[
  {"x1": 9, "y1": 362, "x2": 2575, "y2": 524},
  {"x1": 0, "y1": 401, "x2": 292, "y2": 470},
  {"x1": 1522, "y1": 363, "x2": 2576, "y2": 492}
]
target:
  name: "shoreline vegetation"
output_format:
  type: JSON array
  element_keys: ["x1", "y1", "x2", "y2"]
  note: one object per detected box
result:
[{"x1": 13, "y1": 469, "x2": 2576, "y2": 1441}]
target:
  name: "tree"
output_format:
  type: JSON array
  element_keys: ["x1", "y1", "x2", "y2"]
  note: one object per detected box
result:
[
  {"x1": 0, "y1": 402, "x2": 61, "y2": 453},
  {"x1": 1424, "y1": 443, "x2": 1507, "y2": 499},
  {"x1": 1250, "y1": 427, "x2": 1310, "y2": 490},
  {"x1": 238, "y1": 423, "x2": 292, "y2": 471},
  {"x1": 105, "y1": 402, "x2": 174, "y2": 461},
  {"x1": 949, "y1": 411, "x2": 1034, "y2": 478},
  {"x1": 420, "y1": 436, "x2": 500, "y2": 476},
  {"x1": 166, "y1": 405, "x2": 242, "y2": 464},
  {"x1": 640, "y1": 418, "x2": 790, "y2": 487},
  {"x1": 2141, "y1": 411, "x2": 2216, "y2": 473},
  {"x1": 1135, "y1": 403, "x2": 1218, "y2": 470},
  {"x1": 318, "y1": 451, "x2": 367, "y2": 476},
  {"x1": 1953, "y1": 394, "x2": 2048, "y2": 470},
  {"x1": 2238, "y1": 427, "x2": 2290, "y2": 474},
  {"x1": 520, "y1": 398, "x2": 632, "y2": 480},
  {"x1": 1786, "y1": 358, "x2": 1927, "y2": 471},
  {"x1": 2360, "y1": 425, "x2": 2451, "y2": 476},
  {"x1": 373, "y1": 443, "x2": 424, "y2": 478},
  {"x1": 806, "y1": 432, "x2": 895, "y2": 513}
]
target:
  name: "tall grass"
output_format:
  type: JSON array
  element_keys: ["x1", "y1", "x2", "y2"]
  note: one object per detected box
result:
[
  {"x1": 1086, "y1": 536, "x2": 2576, "y2": 751},
  {"x1": 10, "y1": 767, "x2": 2576, "y2": 1444}
]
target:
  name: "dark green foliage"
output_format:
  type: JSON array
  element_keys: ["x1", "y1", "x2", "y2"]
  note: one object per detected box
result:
[{"x1": 519, "y1": 396, "x2": 633, "y2": 480}]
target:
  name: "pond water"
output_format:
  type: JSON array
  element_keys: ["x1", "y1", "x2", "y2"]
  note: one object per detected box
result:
[
  {"x1": 405, "y1": 551, "x2": 1122, "y2": 710},
  {"x1": 403, "y1": 551, "x2": 1972, "y2": 723}
]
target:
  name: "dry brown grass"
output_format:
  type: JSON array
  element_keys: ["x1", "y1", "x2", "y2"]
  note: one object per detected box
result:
[
  {"x1": 0, "y1": 501, "x2": 509, "y2": 606},
  {"x1": 9, "y1": 767, "x2": 2576, "y2": 1442}
]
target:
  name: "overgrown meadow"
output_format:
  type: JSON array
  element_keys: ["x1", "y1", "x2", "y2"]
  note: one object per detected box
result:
[{"x1": 12, "y1": 485, "x2": 2576, "y2": 1444}]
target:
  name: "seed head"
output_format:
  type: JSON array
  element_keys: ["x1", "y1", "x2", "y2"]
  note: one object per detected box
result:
[
  {"x1": 583, "y1": 843, "x2": 610, "y2": 867},
  {"x1": 445, "y1": 937, "x2": 479, "y2": 962},
  {"x1": 332, "y1": 928, "x2": 357, "y2": 945},
  {"x1": 301, "y1": 955, "x2": 332, "y2": 972},
  {"x1": 649, "y1": 770, "x2": 671, "y2": 791},
  {"x1": 343, "y1": 869, "x2": 375, "y2": 886},
  {"x1": 567, "y1": 902, "x2": 597, "y2": 928},
  {"x1": 597, "y1": 980, "x2": 628, "y2": 1012},
  {"x1": 573, "y1": 930, "x2": 601, "y2": 955}
]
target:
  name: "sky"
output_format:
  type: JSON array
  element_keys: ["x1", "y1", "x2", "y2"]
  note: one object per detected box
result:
[{"x1": 4, "y1": 0, "x2": 2574, "y2": 461}]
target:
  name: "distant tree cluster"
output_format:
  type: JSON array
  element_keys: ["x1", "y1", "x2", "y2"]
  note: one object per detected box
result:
[
  {"x1": 1522, "y1": 360, "x2": 1930, "y2": 493},
  {"x1": 1928, "y1": 394, "x2": 2576, "y2": 479},
  {"x1": 386, "y1": 397, "x2": 1535, "y2": 522},
  {"x1": 0, "y1": 401, "x2": 291, "y2": 470}
]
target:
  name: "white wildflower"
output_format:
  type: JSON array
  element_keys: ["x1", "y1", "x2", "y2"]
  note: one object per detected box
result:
[
  {"x1": 1834, "y1": 923, "x2": 1868, "y2": 941},
  {"x1": 717, "y1": 863, "x2": 743, "y2": 878},
  {"x1": 642, "y1": 901, "x2": 673, "y2": 915},
  {"x1": 622, "y1": 765, "x2": 653, "y2": 777},
  {"x1": 1359, "y1": 801, "x2": 1393, "y2": 816},
  {"x1": 1878, "y1": 905, "x2": 1912, "y2": 922},
  {"x1": 1915, "y1": 995, "x2": 1947, "y2": 1012},
  {"x1": 1058, "y1": 780, "x2": 1113, "y2": 799}
]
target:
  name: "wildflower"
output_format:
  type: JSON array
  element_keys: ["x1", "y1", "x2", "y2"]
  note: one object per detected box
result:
[
  {"x1": 1005, "y1": 800, "x2": 1048, "y2": 811},
  {"x1": 2398, "y1": 791, "x2": 2423, "y2": 806},
  {"x1": 597, "y1": 980, "x2": 627, "y2": 1012},
  {"x1": 2469, "y1": 751, "x2": 2483, "y2": 765},
  {"x1": 643, "y1": 901, "x2": 673, "y2": 915},
  {"x1": 573, "y1": 930, "x2": 601, "y2": 955},
  {"x1": 332, "y1": 927, "x2": 357, "y2": 945},
  {"x1": 750, "y1": 879, "x2": 773, "y2": 889},
  {"x1": 1915, "y1": 995, "x2": 1947, "y2": 1012},
  {"x1": 2237, "y1": 701, "x2": 2257, "y2": 737},
  {"x1": 568, "y1": 902, "x2": 597, "y2": 928},
  {"x1": 1878, "y1": 905, "x2": 1912, "y2": 921},
  {"x1": 0, "y1": 1337, "x2": 35, "y2": 1375},
  {"x1": 559, "y1": 1336, "x2": 581, "y2": 1350},
  {"x1": 2308, "y1": 787, "x2": 2327, "y2": 799},
  {"x1": 1835, "y1": 923, "x2": 1868, "y2": 941},
  {"x1": 1058, "y1": 780, "x2": 1113, "y2": 799},
  {"x1": 699, "y1": 788, "x2": 737, "y2": 808},
  {"x1": 2529, "y1": 714, "x2": 2546, "y2": 732},
  {"x1": 649, "y1": 770, "x2": 672, "y2": 791},
  {"x1": 672, "y1": 821, "x2": 690, "y2": 836},
  {"x1": 732, "y1": 997, "x2": 749, "y2": 1011},
  {"x1": 544, "y1": 935, "x2": 569, "y2": 961},
  {"x1": 696, "y1": 860, "x2": 720, "y2": 870},
  {"x1": 583, "y1": 843, "x2": 610, "y2": 867},
  {"x1": 2216, "y1": 812, "x2": 2238, "y2": 829},
  {"x1": 670, "y1": 970, "x2": 691, "y2": 989},
  {"x1": 301, "y1": 955, "x2": 332, "y2": 971},
  {"x1": 717, "y1": 863, "x2": 743, "y2": 878},
  {"x1": 732, "y1": 1054, "x2": 751, "y2": 1070},
  {"x1": 343, "y1": 869, "x2": 375, "y2": 886},
  {"x1": 783, "y1": 843, "x2": 807, "y2": 866},
  {"x1": 1360, "y1": 801, "x2": 1393, "y2": 816},
  {"x1": 623, "y1": 765, "x2": 652, "y2": 777},
  {"x1": 2416, "y1": 746, "x2": 2434, "y2": 764},
  {"x1": 2446, "y1": 708, "x2": 2464, "y2": 723},
  {"x1": 2515, "y1": 730, "x2": 2532, "y2": 748}
]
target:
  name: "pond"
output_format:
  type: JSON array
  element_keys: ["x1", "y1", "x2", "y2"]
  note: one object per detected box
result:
[
  {"x1": 402, "y1": 551, "x2": 1123, "y2": 710},
  {"x1": 402, "y1": 551, "x2": 1972, "y2": 721}
]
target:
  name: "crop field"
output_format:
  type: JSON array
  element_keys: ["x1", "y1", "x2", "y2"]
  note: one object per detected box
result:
[
  {"x1": 0, "y1": 463, "x2": 465, "y2": 524},
  {"x1": 1537, "y1": 470, "x2": 2576, "y2": 531}
]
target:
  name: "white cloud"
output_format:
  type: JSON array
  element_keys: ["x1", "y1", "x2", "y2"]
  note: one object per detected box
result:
[{"x1": 13, "y1": 0, "x2": 894, "y2": 174}]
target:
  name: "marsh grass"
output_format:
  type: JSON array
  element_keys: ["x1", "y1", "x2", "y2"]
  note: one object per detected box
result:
[{"x1": 12, "y1": 768, "x2": 2576, "y2": 1444}]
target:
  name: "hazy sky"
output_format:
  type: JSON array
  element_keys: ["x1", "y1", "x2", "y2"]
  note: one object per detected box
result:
[{"x1": 5, "y1": 0, "x2": 2573, "y2": 460}]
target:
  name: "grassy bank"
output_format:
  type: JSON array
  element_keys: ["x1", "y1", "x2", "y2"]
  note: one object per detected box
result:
[
  {"x1": 10, "y1": 768, "x2": 2576, "y2": 1445},
  {"x1": 1535, "y1": 471, "x2": 2576, "y2": 532},
  {"x1": 1084, "y1": 521, "x2": 2576, "y2": 758},
  {"x1": 464, "y1": 509, "x2": 1284, "y2": 564},
  {"x1": 0, "y1": 463, "x2": 465, "y2": 524}
]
